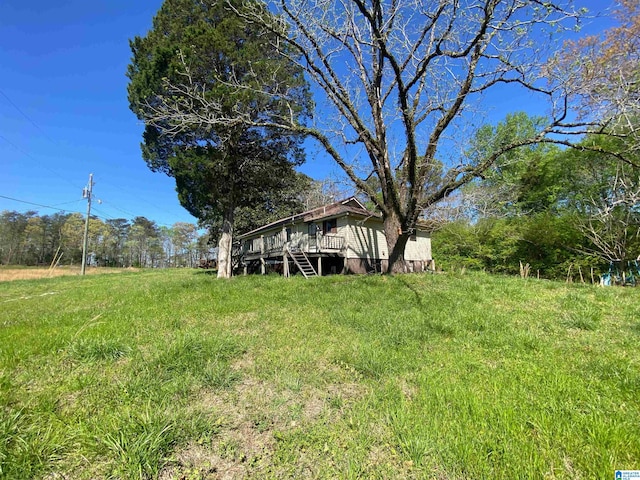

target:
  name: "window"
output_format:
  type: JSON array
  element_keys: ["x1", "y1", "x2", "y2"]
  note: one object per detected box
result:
[{"x1": 323, "y1": 219, "x2": 337, "y2": 234}]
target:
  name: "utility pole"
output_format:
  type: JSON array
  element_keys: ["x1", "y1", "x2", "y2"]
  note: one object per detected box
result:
[{"x1": 81, "y1": 173, "x2": 93, "y2": 276}]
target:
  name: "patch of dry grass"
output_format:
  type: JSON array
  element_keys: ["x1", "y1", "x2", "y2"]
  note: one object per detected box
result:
[{"x1": 0, "y1": 266, "x2": 138, "y2": 282}]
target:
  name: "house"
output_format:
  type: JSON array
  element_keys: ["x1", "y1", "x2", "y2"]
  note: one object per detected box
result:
[{"x1": 237, "y1": 197, "x2": 434, "y2": 277}]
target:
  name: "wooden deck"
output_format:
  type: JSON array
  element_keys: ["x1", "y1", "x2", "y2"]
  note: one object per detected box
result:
[{"x1": 241, "y1": 232, "x2": 345, "y2": 260}]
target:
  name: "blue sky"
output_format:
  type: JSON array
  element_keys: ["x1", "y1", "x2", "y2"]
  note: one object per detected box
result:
[{"x1": 0, "y1": 1, "x2": 617, "y2": 228}]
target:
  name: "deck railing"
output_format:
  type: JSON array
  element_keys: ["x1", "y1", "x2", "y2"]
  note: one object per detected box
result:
[
  {"x1": 265, "y1": 233, "x2": 284, "y2": 253},
  {"x1": 319, "y1": 234, "x2": 344, "y2": 251},
  {"x1": 243, "y1": 239, "x2": 261, "y2": 255},
  {"x1": 242, "y1": 232, "x2": 344, "y2": 256}
]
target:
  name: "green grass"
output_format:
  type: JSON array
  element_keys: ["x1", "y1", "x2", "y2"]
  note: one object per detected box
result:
[{"x1": 1, "y1": 269, "x2": 639, "y2": 479}]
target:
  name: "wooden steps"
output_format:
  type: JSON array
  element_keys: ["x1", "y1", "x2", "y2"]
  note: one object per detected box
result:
[{"x1": 287, "y1": 248, "x2": 318, "y2": 278}]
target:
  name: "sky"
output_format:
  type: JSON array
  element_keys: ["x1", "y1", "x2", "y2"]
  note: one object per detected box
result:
[{"x1": 0, "y1": 1, "x2": 618, "y2": 229}]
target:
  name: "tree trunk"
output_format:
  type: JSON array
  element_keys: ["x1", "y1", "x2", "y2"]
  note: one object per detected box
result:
[
  {"x1": 217, "y1": 209, "x2": 234, "y2": 279},
  {"x1": 384, "y1": 213, "x2": 410, "y2": 274},
  {"x1": 4, "y1": 246, "x2": 13, "y2": 265}
]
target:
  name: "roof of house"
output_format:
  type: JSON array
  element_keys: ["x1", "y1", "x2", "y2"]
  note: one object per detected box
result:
[{"x1": 239, "y1": 197, "x2": 380, "y2": 238}]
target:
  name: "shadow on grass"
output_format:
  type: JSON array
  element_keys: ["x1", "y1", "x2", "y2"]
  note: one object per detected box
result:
[
  {"x1": 194, "y1": 269, "x2": 217, "y2": 276},
  {"x1": 395, "y1": 276, "x2": 424, "y2": 308},
  {"x1": 395, "y1": 276, "x2": 457, "y2": 337}
]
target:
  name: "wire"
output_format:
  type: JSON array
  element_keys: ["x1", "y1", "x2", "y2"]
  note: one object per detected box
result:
[
  {"x1": 0, "y1": 194, "x2": 83, "y2": 214},
  {"x1": 98, "y1": 200, "x2": 139, "y2": 219},
  {"x1": 0, "y1": 134, "x2": 79, "y2": 190},
  {"x1": 90, "y1": 207, "x2": 115, "y2": 221},
  {"x1": 51, "y1": 199, "x2": 84, "y2": 207},
  {"x1": 0, "y1": 195, "x2": 112, "y2": 223},
  {"x1": 0, "y1": 90, "x2": 193, "y2": 226},
  {"x1": 0, "y1": 143, "x2": 184, "y2": 225},
  {"x1": 0, "y1": 89, "x2": 58, "y2": 145},
  {"x1": 98, "y1": 199, "x2": 182, "y2": 228},
  {"x1": 0, "y1": 194, "x2": 191, "y2": 229},
  {"x1": 99, "y1": 177, "x2": 189, "y2": 221}
]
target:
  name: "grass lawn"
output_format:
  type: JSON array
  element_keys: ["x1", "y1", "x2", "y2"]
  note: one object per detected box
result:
[{"x1": 1, "y1": 269, "x2": 639, "y2": 479}]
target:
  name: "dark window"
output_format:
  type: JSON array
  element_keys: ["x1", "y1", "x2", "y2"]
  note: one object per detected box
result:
[
  {"x1": 323, "y1": 219, "x2": 337, "y2": 234},
  {"x1": 286, "y1": 228, "x2": 292, "y2": 242}
]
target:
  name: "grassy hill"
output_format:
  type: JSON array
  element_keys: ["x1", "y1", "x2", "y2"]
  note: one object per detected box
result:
[{"x1": 1, "y1": 270, "x2": 638, "y2": 479}]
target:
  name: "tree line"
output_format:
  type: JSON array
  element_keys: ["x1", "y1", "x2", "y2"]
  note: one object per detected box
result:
[
  {"x1": 0, "y1": 211, "x2": 211, "y2": 268},
  {"x1": 0, "y1": 176, "x2": 343, "y2": 269},
  {"x1": 431, "y1": 114, "x2": 640, "y2": 281}
]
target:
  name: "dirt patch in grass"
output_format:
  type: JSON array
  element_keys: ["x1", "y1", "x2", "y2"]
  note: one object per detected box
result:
[
  {"x1": 159, "y1": 443, "x2": 247, "y2": 480},
  {"x1": 163, "y1": 357, "x2": 367, "y2": 478}
]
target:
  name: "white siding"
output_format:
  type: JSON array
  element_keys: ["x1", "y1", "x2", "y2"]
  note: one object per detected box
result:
[
  {"x1": 335, "y1": 217, "x2": 349, "y2": 241},
  {"x1": 344, "y1": 217, "x2": 431, "y2": 261},
  {"x1": 404, "y1": 231, "x2": 432, "y2": 261},
  {"x1": 289, "y1": 223, "x2": 307, "y2": 250},
  {"x1": 344, "y1": 217, "x2": 389, "y2": 260}
]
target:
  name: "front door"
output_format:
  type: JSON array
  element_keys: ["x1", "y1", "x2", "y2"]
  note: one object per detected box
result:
[{"x1": 308, "y1": 223, "x2": 318, "y2": 252}]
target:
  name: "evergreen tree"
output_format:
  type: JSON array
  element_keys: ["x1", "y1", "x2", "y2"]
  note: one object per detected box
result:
[{"x1": 127, "y1": 0, "x2": 311, "y2": 277}]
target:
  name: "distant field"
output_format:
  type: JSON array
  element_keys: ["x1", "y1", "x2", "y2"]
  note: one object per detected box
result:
[
  {"x1": 0, "y1": 266, "x2": 138, "y2": 282},
  {"x1": 1, "y1": 269, "x2": 638, "y2": 479}
]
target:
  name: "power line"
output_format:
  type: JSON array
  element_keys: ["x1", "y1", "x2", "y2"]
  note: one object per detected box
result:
[
  {"x1": 0, "y1": 89, "x2": 58, "y2": 145},
  {"x1": 0, "y1": 194, "x2": 118, "y2": 223},
  {"x1": 98, "y1": 199, "x2": 182, "y2": 228},
  {"x1": 0, "y1": 133, "x2": 79, "y2": 190},
  {"x1": 0, "y1": 194, "x2": 82, "y2": 213},
  {"x1": 0, "y1": 192, "x2": 190, "y2": 227},
  {"x1": 98, "y1": 200, "x2": 138, "y2": 219},
  {"x1": 0, "y1": 143, "x2": 195, "y2": 227},
  {"x1": 0, "y1": 89, "x2": 83, "y2": 190},
  {"x1": 1, "y1": 133, "x2": 187, "y2": 225},
  {"x1": 91, "y1": 206, "x2": 116, "y2": 221},
  {"x1": 99, "y1": 177, "x2": 190, "y2": 221},
  {"x1": 0, "y1": 89, "x2": 194, "y2": 226},
  {"x1": 51, "y1": 199, "x2": 84, "y2": 207}
]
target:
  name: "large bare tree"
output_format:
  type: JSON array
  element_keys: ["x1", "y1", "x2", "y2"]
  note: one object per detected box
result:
[{"x1": 147, "y1": 0, "x2": 623, "y2": 272}]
